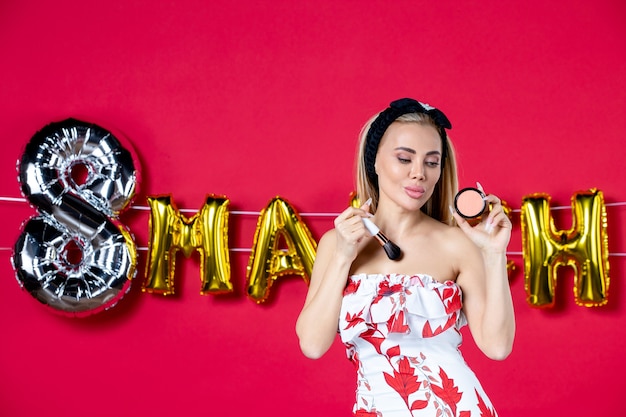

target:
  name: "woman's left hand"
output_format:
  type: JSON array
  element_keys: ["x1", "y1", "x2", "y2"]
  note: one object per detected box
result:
[{"x1": 452, "y1": 183, "x2": 512, "y2": 253}]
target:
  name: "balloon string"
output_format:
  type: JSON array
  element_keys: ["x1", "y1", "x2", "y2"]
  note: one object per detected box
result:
[
  {"x1": 3, "y1": 195, "x2": 626, "y2": 215},
  {"x1": 509, "y1": 201, "x2": 626, "y2": 213},
  {"x1": 2, "y1": 196, "x2": 626, "y2": 255},
  {"x1": 1, "y1": 247, "x2": 625, "y2": 257},
  {"x1": 0, "y1": 196, "x2": 340, "y2": 217},
  {"x1": 0, "y1": 196, "x2": 28, "y2": 203}
]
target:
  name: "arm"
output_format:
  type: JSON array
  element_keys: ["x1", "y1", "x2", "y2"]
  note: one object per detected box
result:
[
  {"x1": 295, "y1": 204, "x2": 371, "y2": 359},
  {"x1": 453, "y1": 191, "x2": 515, "y2": 360}
]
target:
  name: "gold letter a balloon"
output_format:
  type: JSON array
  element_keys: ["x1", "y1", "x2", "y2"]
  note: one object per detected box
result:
[{"x1": 246, "y1": 196, "x2": 317, "y2": 303}]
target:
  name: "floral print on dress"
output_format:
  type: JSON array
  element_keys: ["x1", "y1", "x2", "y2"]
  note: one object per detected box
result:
[{"x1": 340, "y1": 274, "x2": 498, "y2": 417}]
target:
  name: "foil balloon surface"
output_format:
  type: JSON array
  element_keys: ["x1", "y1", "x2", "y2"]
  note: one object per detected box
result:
[
  {"x1": 246, "y1": 197, "x2": 317, "y2": 303},
  {"x1": 12, "y1": 119, "x2": 139, "y2": 317},
  {"x1": 142, "y1": 195, "x2": 233, "y2": 296},
  {"x1": 520, "y1": 189, "x2": 609, "y2": 307}
]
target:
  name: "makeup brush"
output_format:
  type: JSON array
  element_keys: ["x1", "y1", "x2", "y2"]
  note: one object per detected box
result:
[{"x1": 362, "y1": 217, "x2": 402, "y2": 260}]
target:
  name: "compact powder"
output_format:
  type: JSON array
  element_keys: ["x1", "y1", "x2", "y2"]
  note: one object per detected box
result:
[{"x1": 454, "y1": 187, "x2": 486, "y2": 218}]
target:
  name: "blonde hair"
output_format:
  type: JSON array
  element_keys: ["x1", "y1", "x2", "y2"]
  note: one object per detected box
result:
[{"x1": 355, "y1": 112, "x2": 458, "y2": 225}]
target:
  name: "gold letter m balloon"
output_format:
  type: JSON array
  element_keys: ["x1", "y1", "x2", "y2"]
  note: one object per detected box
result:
[
  {"x1": 143, "y1": 195, "x2": 233, "y2": 296},
  {"x1": 520, "y1": 189, "x2": 609, "y2": 308},
  {"x1": 246, "y1": 197, "x2": 317, "y2": 303}
]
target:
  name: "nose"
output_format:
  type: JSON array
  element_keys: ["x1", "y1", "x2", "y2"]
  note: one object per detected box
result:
[{"x1": 410, "y1": 163, "x2": 425, "y2": 180}]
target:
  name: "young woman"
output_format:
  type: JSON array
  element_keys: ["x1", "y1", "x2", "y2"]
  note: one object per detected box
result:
[{"x1": 296, "y1": 98, "x2": 515, "y2": 416}]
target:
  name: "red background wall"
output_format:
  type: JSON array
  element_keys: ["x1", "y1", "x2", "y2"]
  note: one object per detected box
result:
[{"x1": 1, "y1": 1, "x2": 625, "y2": 416}]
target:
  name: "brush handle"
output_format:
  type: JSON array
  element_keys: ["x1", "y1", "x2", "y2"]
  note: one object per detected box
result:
[
  {"x1": 362, "y1": 218, "x2": 402, "y2": 260},
  {"x1": 361, "y1": 217, "x2": 380, "y2": 235}
]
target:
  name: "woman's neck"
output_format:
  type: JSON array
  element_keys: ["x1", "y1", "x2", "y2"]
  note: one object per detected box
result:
[{"x1": 373, "y1": 201, "x2": 429, "y2": 239}]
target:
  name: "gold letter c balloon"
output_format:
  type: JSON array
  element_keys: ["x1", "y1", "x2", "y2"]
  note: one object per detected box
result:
[{"x1": 520, "y1": 189, "x2": 610, "y2": 308}]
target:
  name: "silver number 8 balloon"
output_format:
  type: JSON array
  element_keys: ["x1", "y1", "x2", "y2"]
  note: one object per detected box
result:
[{"x1": 12, "y1": 119, "x2": 139, "y2": 317}]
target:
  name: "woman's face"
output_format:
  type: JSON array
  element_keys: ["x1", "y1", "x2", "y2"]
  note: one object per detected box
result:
[{"x1": 374, "y1": 121, "x2": 442, "y2": 212}]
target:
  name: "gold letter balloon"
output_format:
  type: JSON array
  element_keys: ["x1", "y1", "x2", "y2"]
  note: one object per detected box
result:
[
  {"x1": 143, "y1": 195, "x2": 233, "y2": 296},
  {"x1": 246, "y1": 196, "x2": 317, "y2": 303},
  {"x1": 520, "y1": 189, "x2": 610, "y2": 307}
]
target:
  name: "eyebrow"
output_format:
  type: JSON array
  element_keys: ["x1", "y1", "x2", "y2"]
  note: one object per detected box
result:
[{"x1": 394, "y1": 147, "x2": 441, "y2": 156}]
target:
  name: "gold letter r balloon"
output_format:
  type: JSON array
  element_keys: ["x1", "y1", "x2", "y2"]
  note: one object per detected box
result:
[{"x1": 520, "y1": 189, "x2": 610, "y2": 308}]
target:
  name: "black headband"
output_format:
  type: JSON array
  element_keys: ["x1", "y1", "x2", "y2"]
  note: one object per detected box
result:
[{"x1": 364, "y1": 98, "x2": 452, "y2": 188}]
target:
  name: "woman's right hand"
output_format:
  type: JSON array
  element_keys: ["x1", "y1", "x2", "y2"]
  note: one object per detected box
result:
[
  {"x1": 296, "y1": 198, "x2": 373, "y2": 359},
  {"x1": 332, "y1": 199, "x2": 373, "y2": 262}
]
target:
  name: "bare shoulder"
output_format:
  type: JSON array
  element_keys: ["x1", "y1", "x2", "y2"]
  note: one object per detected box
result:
[
  {"x1": 423, "y1": 219, "x2": 469, "y2": 248},
  {"x1": 317, "y1": 228, "x2": 337, "y2": 251},
  {"x1": 435, "y1": 221, "x2": 475, "y2": 249},
  {"x1": 311, "y1": 228, "x2": 339, "y2": 269},
  {"x1": 432, "y1": 221, "x2": 482, "y2": 273}
]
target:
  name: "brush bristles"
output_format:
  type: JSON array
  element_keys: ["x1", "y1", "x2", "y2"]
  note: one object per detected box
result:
[{"x1": 383, "y1": 241, "x2": 402, "y2": 260}]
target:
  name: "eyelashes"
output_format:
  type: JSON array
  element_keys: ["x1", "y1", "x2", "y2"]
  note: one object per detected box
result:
[{"x1": 396, "y1": 156, "x2": 440, "y2": 167}]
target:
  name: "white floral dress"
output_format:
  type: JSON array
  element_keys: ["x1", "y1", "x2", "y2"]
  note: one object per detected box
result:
[{"x1": 339, "y1": 273, "x2": 497, "y2": 417}]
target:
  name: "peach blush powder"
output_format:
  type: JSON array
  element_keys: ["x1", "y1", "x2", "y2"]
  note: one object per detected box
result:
[{"x1": 455, "y1": 188, "x2": 486, "y2": 218}]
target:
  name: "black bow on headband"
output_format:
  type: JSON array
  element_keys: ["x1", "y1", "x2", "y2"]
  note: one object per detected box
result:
[
  {"x1": 364, "y1": 98, "x2": 452, "y2": 187},
  {"x1": 389, "y1": 98, "x2": 451, "y2": 130}
]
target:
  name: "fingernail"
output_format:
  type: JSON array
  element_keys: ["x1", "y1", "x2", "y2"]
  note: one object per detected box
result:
[
  {"x1": 364, "y1": 197, "x2": 372, "y2": 206},
  {"x1": 476, "y1": 182, "x2": 484, "y2": 192},
  {"x1": 448, "y1": 205, "x2": 454, "y2": 215}
]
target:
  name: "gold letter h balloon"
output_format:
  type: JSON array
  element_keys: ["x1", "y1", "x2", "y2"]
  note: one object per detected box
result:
[{"x1": 520, "y1": 189, "x2": 610, "y2": 307}]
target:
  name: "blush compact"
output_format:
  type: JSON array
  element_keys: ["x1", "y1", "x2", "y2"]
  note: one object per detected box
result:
[{"x1": 454, "y1": 187, "x2": 487, "y2": 219}]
